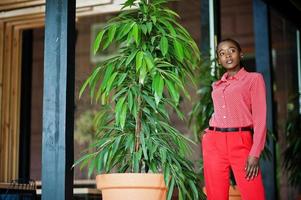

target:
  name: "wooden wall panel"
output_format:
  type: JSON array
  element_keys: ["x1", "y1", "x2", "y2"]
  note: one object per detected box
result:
[
  {"x1": 0, "y1": 18, "x2": 44, "y2": 182},
  {"x1": 1, "y1": 23, "x2": 13, "y2": 181},
  {"x1": 0, "y1": 0, "x2": 129, "y2": 20},
  {"x1": 0, "y1": 0, "x2": 44, "y2": 12},
  {"x1": 0, "y1": 22, "x2": 4, "y2": 182},
  {"x1": 0, "y1": 22, "x2": 3, "y2": 134},
  {"x1": 11, "y1": 27, "x2": 22, "y2": 180},
  {"x1": 0, "y1": 0, "x2": 113, "y2": 11},
  {"x1": 0, "y1": 0, "x2": 39, "y2": 3}
]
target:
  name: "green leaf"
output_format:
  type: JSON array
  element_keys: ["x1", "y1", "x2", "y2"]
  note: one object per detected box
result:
[
  {"x1": 93, "y1": 30, "x2": 105, "y2": 55},
  {"x1": 101, "y1": 93, "x2": 107, "y2": 105},
  {"x1": 132, "y1": 23, "x2": 140, "y2": 45},
  {"x1": 158, "y1": 18, "x2": 176, "y2": 36},
  {"x1": 105, "y1": 72, "x2": 118, "y2": 95},
  {"x1": 117, "y1": 21, "x2": 135, "y2": 39},
  {"x1": 188, "y1": 180, "x2": 199, "y2": 199},
  {"x1": 166, "y1": 177, "x2": 175, "y2": 200},
  {"x1": 121, "y1": 0, "x2": 136, "y2": 9},
  {"x1": 95, "y1": 86, "x2": 104, "y2": 103},
  {"x1": 117, "y1": 73, "x2": 127, "y2": 86},
  {"x1": 102, "y1": 36, "x2": 112, "y2": 50},
  {"x1": 115, "y1": 96, "x2": 126, "y2": 125},
  {"x1": 140, "y1": 132, "x2": 148, "y2": 160},
  {"x1": 132, "y1": 151, "x2": 140, "y2": 172},
  {"x1": 153, "y1": 0, "x2": 168, "y2": 6},
  {"x1": 139, "y1": 64, "x2": 147, "y2": 84},
  {"x1": 103, "y1": 150, "x2": 109, "y2": 172},
  {"x1": 108, "y1": 24, "x2": 117, "y2": 44},
  {"x1": 163, "y1": 8, "x2": 180, "y2": 18},
  {"x1": 151, "y1": 36, "x2": 156, "y2": 45},
  {"x1": 178, "y1": 188, "x2": 184, "y2": 200},
  {"x1": 153, "y1": 74, "x2": 164, "y2": 105},
  {"x1": 136, "y1": 51, "x2": 144, "y2": 71},
  {"x1": 125, "y1": 133, "x2": 135, "y2": 153},
  {"x1": 73, "y1": 153, "x2": 94, "y2": 168},
  {"x1": 151, "y1": 16, "x2": 157, "y2": 24},
  {"x1": 160, "y1": 36, "x2": 168, "y2": 56},
  {"x1": 88, "y1": 158, "x2": 96, "y2": 177},
  {"x1": 126, "y1": 29, "x2": 134, "y2": 45},
  {"x1": 96, "y1": 152, "x2": 104, "y2": 173},
  {"x1": 128, "y1": 90, "x2": 133, "y2": 112},
  {"x1": 142, "y1": 94, "x2": 157, "y2": 111},
  {"x1": 141, "y1": 24, "x2": 148, "y2": 35},
  {"x1": 165, "y1": 79, "x2": 179, "y2": 105},
  {"x1": 120, "y1": 103, "x2": 128, "y2": 129},
  {"x1": 126, "y1": 49, "x2": 139, "y2": 66},
  {"x1": 79, "y1": 65, "x2": 102, "y2": 99},
  {"x1": 148, "y1": 162, "x2": 158, "y2": 173},
  {"x1": 79, "y1": 77, "x2": 91, "y2": 98},
  {"x1": 163, "y1": 165, "x2": 171, "y2": 185},
  {"x1": 160, "y1": 148, "x2": 167, "y2": 164},
  {"x1": 173, "y1": 39, "x2": 184, "y2": 62},
  {"x1": 146, "y1": 22, "x2": 153, "y2": 33},
  {"x1": 100, "y1": 64, "x2": 114, "y2": 91},
  {"x1": 144, "y1": 53, "x2": 154, "y2": 71}
]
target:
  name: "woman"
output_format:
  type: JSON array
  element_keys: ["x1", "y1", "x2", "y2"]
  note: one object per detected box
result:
[{"x1": 202, "y1": 38, "x2": 266, "y2": 200}]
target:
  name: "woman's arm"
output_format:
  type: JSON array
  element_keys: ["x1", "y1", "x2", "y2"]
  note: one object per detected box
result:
[
  {"x1": 246, "y1": 73, "x2": 267, "y2": 180},
  {"x1": 249, "y1": 73, "x2": 267, "y2": 158}
]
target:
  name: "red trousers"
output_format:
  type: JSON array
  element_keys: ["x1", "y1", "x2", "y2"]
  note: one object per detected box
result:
[{"x1": 202, "y1": 130, "x2": 265, "y2": 200}]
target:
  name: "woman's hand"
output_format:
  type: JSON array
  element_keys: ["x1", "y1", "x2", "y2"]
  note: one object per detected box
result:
[{"x1": 245, "y1": 156, "x2": 259, "y2": 180}]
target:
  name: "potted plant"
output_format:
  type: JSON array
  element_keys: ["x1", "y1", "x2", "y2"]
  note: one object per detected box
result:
[{"x1": 74, "y1": 0, "x2": 205, "y2": 199}]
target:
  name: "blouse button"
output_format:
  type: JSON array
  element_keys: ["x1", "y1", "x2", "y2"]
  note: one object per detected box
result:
[
  {"x1": 222, "y1": 105, "x2": 225, "y2": 108},
  {"x1": 223, "y1": 116, "x2": 226, "y2": 119}
]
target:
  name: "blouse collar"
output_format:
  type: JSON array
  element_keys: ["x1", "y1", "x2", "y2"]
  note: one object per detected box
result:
[{"x1": 214, "y1": 67, "x2": 247, "y2": 86}]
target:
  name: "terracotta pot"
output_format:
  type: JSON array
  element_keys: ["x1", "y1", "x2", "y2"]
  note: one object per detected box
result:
[
  {"x1": 229, "y1": 186, "x2": 241, "y2": 200},
  {"x1": 96, "y1": 173, "x2": 167, "y2": 200},
  {"x1": 203, "y1": 186, "x2": 241, "y2": 200}
]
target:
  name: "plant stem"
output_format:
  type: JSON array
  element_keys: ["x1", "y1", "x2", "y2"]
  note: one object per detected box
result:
[{"x1": 135, "y1": 95, "x2": 141, "y2": 153}]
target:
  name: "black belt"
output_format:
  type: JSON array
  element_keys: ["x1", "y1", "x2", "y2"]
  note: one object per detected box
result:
[{"x1": 208, "y1": 126, "x2": 253, "y2": 132}]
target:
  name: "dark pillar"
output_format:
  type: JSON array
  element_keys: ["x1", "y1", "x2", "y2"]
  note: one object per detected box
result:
[
  {"x1": 19, "y1": 30, "x2": 33, "y2": 184},
  {"x1": 253, "y1": 0, "x2": 277, "y2": 199},
  {"x1": 200, "y1": 0, "x2": 221, "y2": 56},
  {"x1": 42, "y1": 0, "x2": 75, "y2": 199},
  {"x1": 200, "y1": 0, "x2": 210, "y2": 54}
]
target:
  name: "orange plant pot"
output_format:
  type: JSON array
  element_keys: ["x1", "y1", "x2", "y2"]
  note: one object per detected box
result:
[
  {"x1": 203, "y1": 185, "x2": 241, "y2": 200},
  {"x1": 229, "y1": 186, "x2": 241, "y2": 200},
  {"x1": 96, "y1": 173, "x2": 167, "y2": 200}
]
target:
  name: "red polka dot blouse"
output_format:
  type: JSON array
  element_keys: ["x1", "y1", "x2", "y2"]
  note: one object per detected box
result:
[{"x1": 209, "y1": 67, "x2": 267, "y2": 158}]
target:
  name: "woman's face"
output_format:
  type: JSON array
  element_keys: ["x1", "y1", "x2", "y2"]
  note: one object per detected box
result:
[{"x1": 217, "y1": 41, "x2": 243, "y2": 71}]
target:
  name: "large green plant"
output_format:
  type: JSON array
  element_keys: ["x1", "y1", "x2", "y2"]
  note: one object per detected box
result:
[{"x1": 74, "y1": 0, "x2": 205, "y2": 199}]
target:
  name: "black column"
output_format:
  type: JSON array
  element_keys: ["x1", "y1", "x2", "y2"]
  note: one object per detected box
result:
[
  {"x1": 253, "y1": 0, "x2": 277, "y2": 199},
  {"x1": 200, "y1": 0, "x2": 210, "y2": 54},
  {"x1": 200, "y1": 0, "x2": 221, "y2": 55},
  {"x1": 19, "y1": 30, "x2": 33, "y2": 184},
  {"x1": 42, "y1": 0, "x2": 75, "y2": 199}
]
